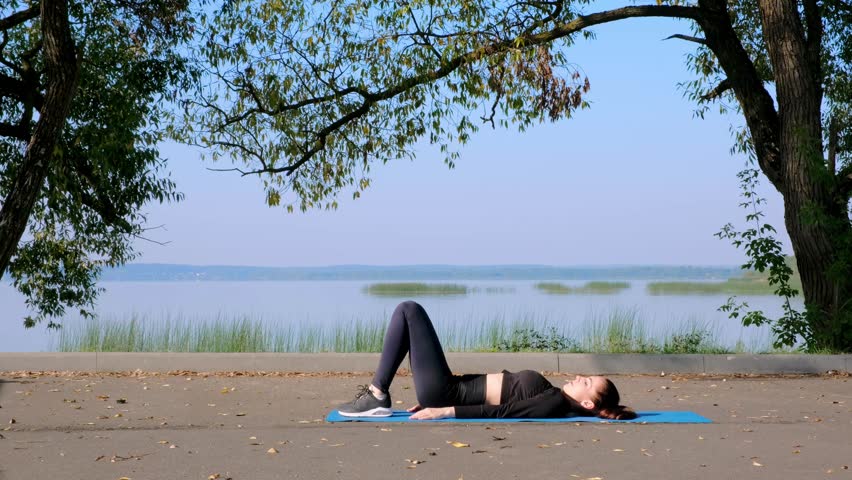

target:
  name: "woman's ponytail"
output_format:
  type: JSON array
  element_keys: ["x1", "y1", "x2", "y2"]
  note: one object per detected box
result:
[
  {"x1": 596, "y1": 405, "x2": 637, "y2": 420},
  {"x1": 594, "y1": 379, "x2": 637, "y2": 420}
]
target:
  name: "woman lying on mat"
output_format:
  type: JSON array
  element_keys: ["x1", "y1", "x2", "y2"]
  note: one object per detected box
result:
[{"x1": 337, "y1": 301, "x2": 636, "y2": 420}]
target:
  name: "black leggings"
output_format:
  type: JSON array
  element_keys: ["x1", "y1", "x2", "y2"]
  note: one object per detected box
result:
[{"x1": 372, "y1": 301, "x2": 485, "y2": 407}]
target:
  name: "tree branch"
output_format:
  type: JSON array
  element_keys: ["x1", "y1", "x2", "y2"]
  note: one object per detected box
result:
[
  {"x1": 838, "y1": 163, "x2": 852, "y2": 199},
  {"x1": 697, "y1": 0, "x2": 784, "y2": 189},
  {"x1": 828, "y1": 116, "x2": 838, "y2": 174},
  {"x1": 802, "y1": 0, "x2": 822, "y2": 91},
  {"x1": 701, "y1": 77, "x2": 732, "y2": 101},
  {"x1": 226, "y1": 4, "x2": 702, "y2": 177},
  {"x1": 664, "y1": 33, "x2": 707, "y2": 45},
  {"x1": 0, "y1": 4, "x2": 40, "y2": 31},
  {"x1": 0, "y1": 72, "x2": 45, "y2": 109},
  {"x1": 66, "y1": 154, "x2": 134, "y2": 233},
  {"x1": 0, "y1": 121, "x2": 30, "y2": 140}
]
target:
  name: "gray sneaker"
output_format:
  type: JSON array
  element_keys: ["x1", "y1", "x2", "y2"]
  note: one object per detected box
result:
[{"x1": 337, "y1": 385, "x2": 392, "y2": 417}]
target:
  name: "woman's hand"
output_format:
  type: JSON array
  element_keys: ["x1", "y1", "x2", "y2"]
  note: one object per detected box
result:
[
  {"x1": 410, "y1": 407, "x2": 455, "y2": 420},
  {"x1": 407, "y1": 404, "x2": 423, "y2": 413}
]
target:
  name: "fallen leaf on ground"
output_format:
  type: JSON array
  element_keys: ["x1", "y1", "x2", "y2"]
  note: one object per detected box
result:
[
  {"x1": 267, "y1": 448, "x2": 278, "y2": 454},
  {"x1": 612, "y1": 449, "x2": 624, "y2": 452},
  {"x1": 380, "y1": 428, "x2": 392, "y2": 432},
  {"x1": 116, "y1": 398, "x2": 127, "y2": 404},
  {"x1": 537, "y1": 444, "x2": 551, "y2": 448},
  {"x1": 236, "y1": 413, "x2": 246, "y2": 417},
  {"x1": 157, "y1": 440, "x2": 169, "y2": 444},
  {"x1": 447, "y1": 441, "x2": 469, "y2": 448},
  {"x1": 491, "y1": 436, "x2": 505, "y2": 441}
]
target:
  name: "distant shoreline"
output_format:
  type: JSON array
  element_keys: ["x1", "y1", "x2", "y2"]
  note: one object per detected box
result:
[{"x1": 99, "y1": 263, "x2": 744, "y2": 282}]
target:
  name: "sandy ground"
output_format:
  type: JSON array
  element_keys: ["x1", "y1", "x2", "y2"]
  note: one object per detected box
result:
[{"x1": 1, "y1": 371, "x2": 850, "y2": 480}]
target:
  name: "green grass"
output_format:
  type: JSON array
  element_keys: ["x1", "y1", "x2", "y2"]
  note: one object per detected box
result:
[
  {"x1": 363, "y1": 282, "x2": 468, "y2": 296},
  {"x1": 535, "y1": 281, "x2": 630, "y2": 295},
  {"x1": 51, "y1": 309, "x2": 790, "y2": 354}
]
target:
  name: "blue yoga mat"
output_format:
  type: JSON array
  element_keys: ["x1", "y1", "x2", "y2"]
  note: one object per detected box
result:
[{"x1": 326, "y1": 410, "x2": 712, "y2": 423}]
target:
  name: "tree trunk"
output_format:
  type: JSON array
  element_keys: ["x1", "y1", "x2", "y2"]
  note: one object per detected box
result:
[
  {"x1": 0, "y1": 0, "x2": 79, "y2": 279},
  {"x1": 759, "y1": 0, "x2": 852, "y2": 350}
]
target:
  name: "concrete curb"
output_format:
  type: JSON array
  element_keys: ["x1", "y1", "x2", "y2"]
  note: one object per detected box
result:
[{"x1": 1, "y1": 353, "x2": 849, "y2": 374}]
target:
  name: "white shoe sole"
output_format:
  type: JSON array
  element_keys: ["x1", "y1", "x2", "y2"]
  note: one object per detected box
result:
[{"x1": 337, "y1": 407, "x2": 393, "y2": 418}]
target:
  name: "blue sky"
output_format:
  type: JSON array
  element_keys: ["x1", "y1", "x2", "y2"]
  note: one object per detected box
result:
[{"x1": 138, "y1": 15, "x2": 790, "y2": 267}]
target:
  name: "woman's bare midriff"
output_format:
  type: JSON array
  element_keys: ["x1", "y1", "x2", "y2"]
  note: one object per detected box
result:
[{"x1": 485, "y1": 373, "x2": 503, "y2": 405}]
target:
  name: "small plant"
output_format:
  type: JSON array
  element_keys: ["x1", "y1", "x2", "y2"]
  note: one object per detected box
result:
[
  {"x1": 497, "y1": 326, "x2": 577, "y2": 352},
  {"x1": 664, "y1": 331, "x2": 707, "y2": 354}
]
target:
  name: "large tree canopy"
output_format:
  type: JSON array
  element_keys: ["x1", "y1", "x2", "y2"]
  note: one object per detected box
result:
[
  {"x1": 187, "y1": 0, "x2": 852, "y2": 351},
  {"x1": 0, "y1": 0, "x2": 193, "y2": 327}
]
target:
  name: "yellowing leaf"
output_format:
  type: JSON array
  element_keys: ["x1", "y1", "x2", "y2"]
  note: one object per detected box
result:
[{"x1": 447, "y1": 441, "x2": 469, "y2": 448}]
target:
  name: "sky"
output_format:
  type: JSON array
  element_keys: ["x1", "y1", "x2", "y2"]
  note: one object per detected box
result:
[{"x1": 136, "y1": 15, "x2": 791, "y2": 268}]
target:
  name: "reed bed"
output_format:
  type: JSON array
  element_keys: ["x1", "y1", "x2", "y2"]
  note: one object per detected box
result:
[
  {"x1": 51, "y1": 310, "x2": 784, "y2": 354},
  {"x1": 364, "y1": 283, "x2": 468, "y2": 296},
  {"x1": 535, "y1": 281, "x2": 630, "y2": 295},
  {"x1": 646, "y1": 279, "x2": 792, "y2": 295}
]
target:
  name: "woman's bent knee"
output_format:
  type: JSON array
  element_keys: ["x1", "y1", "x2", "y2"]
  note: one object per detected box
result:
[{"x1": 395, "y1": 300, "x2": 424, "y2": 316}]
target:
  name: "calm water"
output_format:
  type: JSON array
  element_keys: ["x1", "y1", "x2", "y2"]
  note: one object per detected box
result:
[{"x1": 0, "y1": 280, "x2": 796, "y2": 351}]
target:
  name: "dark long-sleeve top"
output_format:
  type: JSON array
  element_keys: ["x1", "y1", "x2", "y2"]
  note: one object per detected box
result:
[{"x1": 453, "y1": 370, "x2": 573, "y2": 419}]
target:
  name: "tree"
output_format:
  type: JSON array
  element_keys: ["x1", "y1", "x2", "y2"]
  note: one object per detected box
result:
[
  {"x1": 0, "y1": 0, "x2": 192, "y2": 327},
  {"x1": 187, "y1": 0, "x2": 852, "y2": 351}
]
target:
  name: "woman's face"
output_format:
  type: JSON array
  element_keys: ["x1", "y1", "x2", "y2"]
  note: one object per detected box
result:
[{"x1": 562, "y1": 375, "x2": 608, "y2": 410}]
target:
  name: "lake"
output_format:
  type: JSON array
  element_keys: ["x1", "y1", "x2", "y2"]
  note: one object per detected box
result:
[{"x1": 0, "y1": 279, "x2": 797, "y2": 352}]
